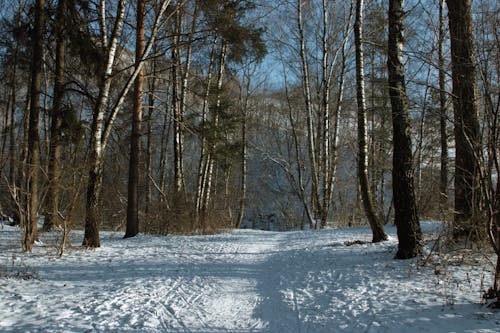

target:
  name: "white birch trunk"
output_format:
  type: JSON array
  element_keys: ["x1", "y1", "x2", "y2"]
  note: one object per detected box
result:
[
  {"x1": 83, "y1": 0, "x2": 171, "y2": 247},
  {"x1": 297, "y1": 0, "x2": 319, "y2": 223}
]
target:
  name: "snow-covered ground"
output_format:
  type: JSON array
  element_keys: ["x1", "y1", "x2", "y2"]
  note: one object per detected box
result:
[{"x1": 0, "y1": 222, "x2": 499, "y2": 333}]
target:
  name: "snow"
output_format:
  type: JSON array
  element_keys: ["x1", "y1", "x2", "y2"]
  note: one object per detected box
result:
[{"x1": 0, "y1": 222, "x2": 499, "y2": 333}]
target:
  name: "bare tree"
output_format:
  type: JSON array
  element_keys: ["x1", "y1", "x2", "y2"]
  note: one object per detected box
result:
[
  {"x1": 83, "y1": 0, "x2": 171, "y2": 247},
  {"x1": 295, "y1": 0, "x2": 350, "y2": 228},
  {"x1": 297, "y1": 0, "x2": 319, "y2": 226},
  {"x1": 171, "y1": 4, "x2": 185, "y2": 197},
  {"x1": 355, "y1": 0, "x2": 387, "y2": 243}
]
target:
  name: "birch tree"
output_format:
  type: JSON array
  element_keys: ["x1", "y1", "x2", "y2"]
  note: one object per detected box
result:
[
  {"x1": 355, "y1": 0, "x2": 387, "y2": 242},
  {"x1": 171, "y1": 3, "x2": 185, "y2": 197},
  {"x1": 83, "y1": 0, "x2": 171, "y2": 247},
  {"x1": 297, "y1": 0, "x2": 319, "y2": 226},
  {"x1": 296, "y1": 0, "x2": 350, "y2": 228}
]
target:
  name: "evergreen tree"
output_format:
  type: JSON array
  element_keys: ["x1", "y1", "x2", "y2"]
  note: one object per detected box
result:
[{"x1": 387, "y1": 0, "x2": 422, "y2": 259}]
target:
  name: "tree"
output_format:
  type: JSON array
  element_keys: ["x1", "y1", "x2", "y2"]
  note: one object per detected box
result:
[
  {"x1": 438, "y1": 0, "x2": 448, "y2": 209},
  {"x1": 445, "y1": 0, "x2": 481, "y2": 238},
  {"x1": 83, "y1": 0, "x2": 171, "y2": 247},
  {"x1": 194, "y1": 0, "x2": 265, "y2": 229},
  {"x1": 295, "y1": 0, "x2": 349, "y2": 228},
  {"x1": 387, "y1": 0, "x2": 421, "y2": 259},
  {"x1": 44, "y1": 0, "x2": 67, "y2": 232},
  {"x1": 296, "y1": 0, "x2": 319, "y2": 228},
  {"x1": 124, "y1": 0, "x2": 146, "y2": 239},
  {"x1": 355, "y1": 0, "x2": 387, "y2": 243},
  {"x1": 235, "y1": 64, "x2": 252, "y2": 229},
  {"x1": 24, "y1": 0, "x2": 45, "y2": 251}
]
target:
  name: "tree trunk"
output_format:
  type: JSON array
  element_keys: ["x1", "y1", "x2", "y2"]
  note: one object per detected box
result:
[
  {"x1": 297, "y1": 0, "x2": 319, "y2": 225},
  {"x1": 83, "y1": 0, "x2": 126, "y2": 247},
  {"x1": 9, "y1": 65, "x2": 17, "y2": 189},
  {"x1": 318, "y1": 0, "x2": 330, "y2": 228},
  {"x1": 438, "y1": 0, "x2": 448, "y2": 209},
  {"x1": 236, "y1": 71, "x2": 250, "y2": 229},
  {"x1": 8, "y1": 7, "x2": 21, "y2": 191},
  {"x1": 236, "y1": 107, "x2": 247, "y2": 229},
  {"x1": 145, "y1": 54, "x2": 156, "y2": 220},
  {"x1": 125, "y1": 0, "x2": 145, "y2": 239},
  {"x1": 355, "y1": 0, "x2": 388, "y2": 243},
  {"x1": 83, "y1": 0, "x2": 170, "y2": 247},
  {"x1": 25, "y1": 0, "x2": 45, "y2": 251},
  {"x1": 415, "y1": 69, "x2": 431, "y2": 206},
  {"x1": 195, "y1": 36, "x2": 217, "y2": 227},
  {"x1": 172, "y1": 7, "x2": 185, "y2": 197},
  {"x1": 44, "y1": 0, "x2": 66, "y2": 232},
  {"x1": 387, "y1": 0, "x2": 421, "y2": 259},
  {"x1": 445, "y1": 0, "x2": 481, "y2": 238},
  {"x1": 202, "y1": 43, "x2": 226, "y2": 227},
  {"x1": 159, "y1": 112, "x2": 171, "y2": 202},
  {"x1": 19, "y1": 89, "x2": 31, "y2": 223},
  {"x1": 177, "y1": 4, "x2": 196, "y2": 202},
  {"x1": 83, "y1": 161, "x2": 102, "y2": 248},
  {"x1": 1, "y1": 80, "x2": 10, "y2": 184}
]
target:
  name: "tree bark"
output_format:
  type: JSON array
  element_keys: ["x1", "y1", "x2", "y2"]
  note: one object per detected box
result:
[
  {"x1": 83, "y1": 0, "x2": 126, "y2": 248},
  {"x1": 8, "y1": 5, "x2": 22, "y2": 193},
  {"x1": 445, "y1": 0, "x2": 481, "y2": 238},
  {"x1": 236, "y1": 69, "x2": 251, "y2": 229},
  {"x1": 44, "y1": 0, "x2": 67, "y2": 232},
  {"x1": 125, "y1": 0, "x2": 146, "y2": 239},
  {"x1": 172, "y1": 6, "x2": 185, "y2": 197},
  {"x1": 195, "y1": 36, "x2": 217, "y2": 225},
  {"x1": 297, "y1": 0, "x2": 319, "y2": 225},
  {"x1": 25, "y1": 0, "x2": 45, "y2": 251},
  {"x1": 178, "y1": 4, "x2": 197, "y2": 201},
  {"x1": 438, "y1": 0, "x2": 448, "y2": 208},
  {"x1": 145, "y1": 50, "x2": 156, "y2": 220},
  {"x1": 387, "y1": 0, "x2": 421, "y2": 259},
  {"x1": 355, "y1": 0, "x2": 387, "y2": 243},
  {"x1": 201, "y1": 42, "x2": 226, "y2": 228},
  {"x1": 319, "y1": 0, "x2": 331, "y2": 228},
  {"x1": 83, "y1": 0, "x2": 171, "y2": 247}
]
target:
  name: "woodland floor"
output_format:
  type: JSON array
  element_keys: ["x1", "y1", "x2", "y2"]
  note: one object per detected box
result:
[{"x1": 0, "y1": 221, "x2": 499, "y2": 332}]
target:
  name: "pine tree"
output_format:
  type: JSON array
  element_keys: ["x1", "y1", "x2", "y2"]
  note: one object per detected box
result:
[
  {"x1": 387, "y1": 0, "x2": 421, "y2": 259},
  {"x1": 24, "y1": 0, "x2": 45, "y2": 251},
  {"x1": 44, "y1": 0, "x2": 67, "y2": 232},
  {"x1": 445, "y1": 0, "x2": 481, "y2": 239},
  {"x1": 124, "y1": 0, "x2": 146, "y2": 239}
]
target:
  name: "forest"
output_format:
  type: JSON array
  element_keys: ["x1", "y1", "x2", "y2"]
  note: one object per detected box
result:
[
  {"x1": 0, "y1": 0, "x2": 500, "y2": 330},
  {"x1": 0, "y1": 0, "x2": 498, "y2": 291}
]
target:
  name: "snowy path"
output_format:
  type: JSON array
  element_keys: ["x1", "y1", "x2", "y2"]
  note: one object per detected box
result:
[{"x1": 1, "y1": 223, "x2": 499, "y2": 332}]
